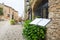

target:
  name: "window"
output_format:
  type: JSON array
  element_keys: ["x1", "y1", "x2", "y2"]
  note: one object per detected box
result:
[
  {"x1": 34, "y1": 0, "x2": 48, "y2": 19},
  {"x1": 7, "y1": 14, "x2": 10, "y2": 17},
  {"x1": 12, "y1": 15, "x2": 14, "y2": 19}
]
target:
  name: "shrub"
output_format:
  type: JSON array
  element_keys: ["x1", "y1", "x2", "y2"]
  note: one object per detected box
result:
[
  {"x1": 0, "y1": 8, "x2": 3, "y2": 15},
  {"x1": 10, "y1": 19, "x2": 16, "y2": 25},
  {"x1": 23, "y1": 20, "x2": 46, "y2": 40},
  {"x1": 24, "y1": 20, "x2": 32, "y2": 27}
]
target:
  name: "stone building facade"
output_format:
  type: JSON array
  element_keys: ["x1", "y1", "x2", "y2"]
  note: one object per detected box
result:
[
  {"x1": 46, "y1": 0, "x2": 60, "y2": 40},
  {"x1": 30, "y1": 0, "x2": 60, "y2": 40},
  {"x1": 0, "y1": 3, "x2": 18, "y2": 21}
]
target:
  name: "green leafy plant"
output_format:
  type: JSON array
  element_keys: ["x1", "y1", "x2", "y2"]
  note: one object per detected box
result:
[
  {"x1": 23, "y1": 20, "x2": 46, "y2": 40},
  {"x1": 0, "y1": 8, "x2": 3, "y2": 15},
  {"x1": 10, "y1": 19, "x2": 16, "y2": 25},
  {"x1": 24, "y1": 20, "x2": 31, "y2": 27}
]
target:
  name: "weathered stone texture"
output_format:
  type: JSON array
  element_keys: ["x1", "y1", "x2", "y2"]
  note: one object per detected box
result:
[{"x1": 47, "y1": 0, "x2": 60, "y2": 40}]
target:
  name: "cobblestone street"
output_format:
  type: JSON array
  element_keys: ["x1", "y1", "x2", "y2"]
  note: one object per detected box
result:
[{"x1": 0, "y1": 21, "x2": 25, "y2": 40}]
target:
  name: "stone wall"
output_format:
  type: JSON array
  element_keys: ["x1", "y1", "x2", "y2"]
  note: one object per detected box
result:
[
  {"x1": 46, "y1": 0, "x2": 60, "y2": 40},
  {"x1": 3, "y1": 5, "x2": 10, "y2": 20},
  {"x1": 14, "y1": 11, "x2": 18, "y2": 21}
]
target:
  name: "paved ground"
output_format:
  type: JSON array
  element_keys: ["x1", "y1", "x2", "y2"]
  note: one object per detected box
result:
[{"x1": 0, "y1": 21, "x2": 25, "y2": 40}]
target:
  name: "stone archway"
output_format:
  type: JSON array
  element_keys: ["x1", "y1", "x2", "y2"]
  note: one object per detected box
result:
[
  {"x1": 31, "y1": 0, "x2": 48, "y2": 19},
  {"x1": 31, "y1": 0, "x2": 42, "y2": 20}
]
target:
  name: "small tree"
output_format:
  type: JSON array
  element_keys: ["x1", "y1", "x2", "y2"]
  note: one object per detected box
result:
[
  {"x1": 0, "y1": 8, "x2": 3, "y2": 15},
  {"x1": 0, "y1": 8, "x2": 3, "y2": 20}
]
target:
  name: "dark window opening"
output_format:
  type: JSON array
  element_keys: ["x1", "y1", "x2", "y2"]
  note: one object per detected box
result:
[
  {"x1": 12, "y1": 15, "x2": 14, "y2": 19},
  {"x1": 7, "y1": 14, "x2": 10, "y2": 17},
  {"x1": 34, "y1": 0, "x2": 48, "y2": 18}
]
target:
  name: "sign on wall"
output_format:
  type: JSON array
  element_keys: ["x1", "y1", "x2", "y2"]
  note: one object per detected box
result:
[{"x1": 30, "y1": 18, "x2": 51, "y2": 26}]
